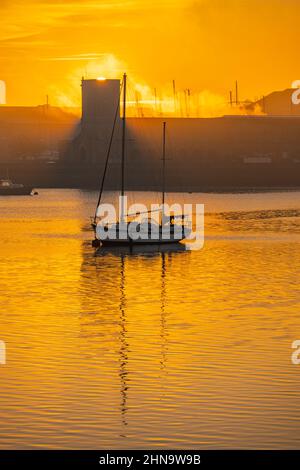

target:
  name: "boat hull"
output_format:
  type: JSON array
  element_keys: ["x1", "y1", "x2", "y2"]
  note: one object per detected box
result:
[
  {"x1": 0, "y1": 187, "x2": 34, "y2": 196},
  {"x1": 96, "y1": 222, "x2": 192, "y2": 247},
  {"x1": 100, "y1": 237, "x2": 184, "y2": 247}
]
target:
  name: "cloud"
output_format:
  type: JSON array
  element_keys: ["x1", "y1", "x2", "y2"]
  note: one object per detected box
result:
[
  {"x1": 41, "y1": 53, "x2": 110, "y2": 61},
  {"x1": 1, "y1": 0, "x2": 299, "y2": 106}
]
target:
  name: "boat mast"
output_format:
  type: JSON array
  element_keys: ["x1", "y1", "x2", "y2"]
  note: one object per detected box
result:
[
  {"x1": 121, "y1": 73, "x2": 127, "y2": 222},
  {"x1": 93, "y1": 81, "x2": 122, "y2": 228},
  {"x1": 162, "y1": 121, "x2": 166, "y2": 207}
]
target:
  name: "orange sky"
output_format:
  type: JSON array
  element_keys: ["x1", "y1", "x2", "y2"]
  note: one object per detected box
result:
[{"x1": 1, "y1": 0, "x2": 300, "y2": 107}]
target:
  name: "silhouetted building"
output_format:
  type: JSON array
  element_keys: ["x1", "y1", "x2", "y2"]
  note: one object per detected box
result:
[
  {"x1": 1, "y1": 81, "x2": 300, "y2": 189},
  {"x1": 68, "y1": 79, "x2": 300, "y2": 189},
  {"x1": 0, "y1": 105, "x2": 79, "y2": 163},
  {"x1": 245, "y1": 89, "x2": 300, "y2": 116}
]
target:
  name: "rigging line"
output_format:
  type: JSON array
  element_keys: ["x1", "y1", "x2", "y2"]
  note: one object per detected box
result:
[
  {"x1": 126, "y1": 208, "x2": 162, "y2": 217},
  {"x1": 93, "y1": 79, "x2": 124, "y2": 224}
]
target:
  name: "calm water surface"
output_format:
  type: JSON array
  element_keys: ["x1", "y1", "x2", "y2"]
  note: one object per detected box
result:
[{"x1": 0, "y1": 189, "x2": 300, "y2": 449}]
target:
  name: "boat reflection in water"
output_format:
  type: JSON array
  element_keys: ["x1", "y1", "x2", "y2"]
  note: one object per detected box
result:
[
  {"x1": 92, "y1": 243, "x2": 189, "y2": 433},
  {"x1": 96, "y1": 242, "x2": 188, "y2": 256}
]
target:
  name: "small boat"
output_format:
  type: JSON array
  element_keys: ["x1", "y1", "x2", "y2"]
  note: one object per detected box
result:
[
  {"x1": 0, "y1": 178, "x2": 34, "y2": 196},
  {"x1": 92, "y1": 73, "x2": 191, "y2": 247}
]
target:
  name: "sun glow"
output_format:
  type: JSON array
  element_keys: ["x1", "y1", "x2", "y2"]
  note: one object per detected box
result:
[{"x1": 1, "y1": 1, "x2": 300, "y2": 107}]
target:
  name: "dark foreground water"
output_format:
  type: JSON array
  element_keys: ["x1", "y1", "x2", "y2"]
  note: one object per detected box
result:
[{"x1": 0, "y1": 189, "x2": 300, "y2": 449}]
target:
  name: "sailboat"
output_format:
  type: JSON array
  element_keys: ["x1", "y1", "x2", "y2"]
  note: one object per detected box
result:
[
  {"x1": 92, "y1": 73, "x2": 191, "y2": 247},
  {"x1": 0, "y1": 170, "x2": 34, "y2": 196}
]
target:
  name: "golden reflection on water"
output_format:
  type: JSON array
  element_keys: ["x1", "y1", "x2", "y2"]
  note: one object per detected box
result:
[{"x1": 1, "y1": 190, "x2": 300, "y2": 449}]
